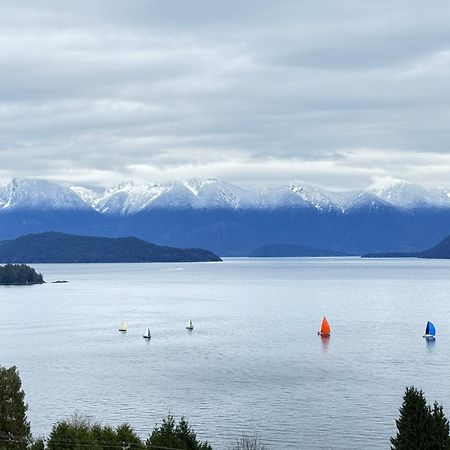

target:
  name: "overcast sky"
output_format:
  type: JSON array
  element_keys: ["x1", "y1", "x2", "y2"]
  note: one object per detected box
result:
[{"x1": 1, "y1": 0, "x2": 450, "y2": 190}]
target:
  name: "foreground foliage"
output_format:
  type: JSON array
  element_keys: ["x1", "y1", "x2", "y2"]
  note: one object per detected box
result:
[
  {"x1": 391, "y1": 386, "x2": 450, "y2": 450},
  {"x1": 228, "y1": 434, "x2": 267, "y2": 450},
  {"x1": 0, "y1": 264, "x2": 44, "y2": 285},
  {"x1": 147, "y1": 415, "x2": 212, "y2": 449},
  {"x1": 47, "y1": 414, "x2": 144, "y2": 449},
  {"x1": 0, "y1": 366, "x2": 31, "y2": 449},
  {"x1": 1, "y1": 365, "x2": 215, "y2": 449}
]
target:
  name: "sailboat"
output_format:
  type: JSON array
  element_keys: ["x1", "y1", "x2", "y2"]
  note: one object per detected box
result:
[
  {"x1": 186, "y1": 320, "x2": 194, "y2": 331},
  {"x1": 423, "y1": 321, "x2": 436, "y2": 341},
  {"x1": 118, "y1": 321, "x2": 127, "y2": 332},
  {"x1": 317, "y1": 316, "x2": 331, "y2": 336},
  {"x1": 143, "y1": 327, "x2": 151, "y2": 339}
]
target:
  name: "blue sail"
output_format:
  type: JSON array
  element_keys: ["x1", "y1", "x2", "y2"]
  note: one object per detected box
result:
[{"x1": 425, "y1": 321, "x2": 436, "y2": 336}]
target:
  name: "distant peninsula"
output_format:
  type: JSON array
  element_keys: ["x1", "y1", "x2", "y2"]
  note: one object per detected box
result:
[
  {"x1": 250, "y1": 243, "x2": 344, "y2": 257},
  {"x1": 0, "y1": 232, "x2": 222, "y2": 263},
  {"x1": 0, "y1": 263, "x2": 44, "y2": 285},
  {"x1": 362, "y1": 234, "x2": 450, "y2": 259}
]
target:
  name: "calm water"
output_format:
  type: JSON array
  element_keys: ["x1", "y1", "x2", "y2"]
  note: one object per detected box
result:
[{"x1": 1, "y1": 258, "x2": 450, "y2": 449}]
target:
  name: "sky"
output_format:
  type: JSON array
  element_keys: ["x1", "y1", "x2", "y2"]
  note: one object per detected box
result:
[{"x1": 1, "y1": 0, "x2": 450, "y2": 190}]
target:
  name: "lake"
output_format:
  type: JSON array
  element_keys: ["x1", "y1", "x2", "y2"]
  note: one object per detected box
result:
[{"x1": 1, "y1": 257, "x2": 450, "y2": 449}]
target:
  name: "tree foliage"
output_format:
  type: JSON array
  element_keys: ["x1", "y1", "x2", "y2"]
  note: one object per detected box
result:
[
  {"x1": 0, "y1": 264, "x2": 44, "y2": 285},
  {"x1": 146, "y1": 415, "x2": 212, "y2": 450},
  {"x1": 47, "y1": 414, "x2": 144, "y2": 450},
  {"x1": 0, "y1": 366, "x2": 31, "y2": 449},
  {"x1": 391, "y1": 386, "x2": 450, "y2": 450}
]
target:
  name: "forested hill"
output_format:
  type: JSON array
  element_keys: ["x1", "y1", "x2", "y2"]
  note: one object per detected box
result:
[
  {"x1": 362, "y1": 234, "x2": 450, "y2": 259},
  {"x1": 0, "y1": 232, "x2": 222, "y2": 263},
  {"x1": 0, "y1": 263, "x2": 44, "y2": 285},
  {"x1": 418, "y1": 235, "x2": 450, "y2": 259}
]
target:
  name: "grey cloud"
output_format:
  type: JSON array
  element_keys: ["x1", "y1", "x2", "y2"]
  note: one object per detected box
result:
[{"x1": 0, "y1": 0, "x2": 450, "y2": 188}]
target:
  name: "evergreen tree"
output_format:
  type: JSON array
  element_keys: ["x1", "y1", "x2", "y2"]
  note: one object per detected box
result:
[
  {"x1": 430, "y1": 402, "x2": 450, "y2": 449},
  {"x1": 0, "y1": 264, "x2": 44, "y2": 285},
  {"x1": 30, "y1": 439, "x2": 45, "y2": 450},
  {"x1": 391, "y1": 386, "x2": 450, "y2": 450},
  {"x1": 0, "y1": 366, "x2": 31, "y2": 450},
  {"x1": 146, "y1": 415, "x2": 212, "y2": 450},
  {"x1": 47, "y1": 414, "x2": 144, "y2": 449}
]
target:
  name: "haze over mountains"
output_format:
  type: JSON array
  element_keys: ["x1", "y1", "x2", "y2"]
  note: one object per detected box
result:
[{"x1": 2, "y1": 178, "x2": 450, "y2": 256}]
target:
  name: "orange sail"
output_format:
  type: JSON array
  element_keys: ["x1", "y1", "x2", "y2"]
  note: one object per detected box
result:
[{"x1": 319, "y1": 316, "x2": 330, "y2": 335}]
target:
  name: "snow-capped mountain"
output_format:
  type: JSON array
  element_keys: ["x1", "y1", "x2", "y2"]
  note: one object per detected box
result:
[
  {"x1": 0, "y1": 179, "x2": 89, "y2": 211},
  {"x1": 3, "y1": 178, "x2": 450, "y2": 256},
  {"x1": 373, "y1": 181, "x2": 450, "y2": 209},
  {"x1": 2, "y1": 178, "x2": 450, "y2": 214}
]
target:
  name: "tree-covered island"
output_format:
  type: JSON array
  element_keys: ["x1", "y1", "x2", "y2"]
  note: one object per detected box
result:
[{"x1": 0, "y1": 263, "x2": 45, "y2": 285}]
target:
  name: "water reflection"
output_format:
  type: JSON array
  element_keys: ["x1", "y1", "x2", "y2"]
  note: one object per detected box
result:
[
  {"x1": 320, "y1": 335, "x2": 330, "y2": 352},
  {"x1": 426, "y1": 338, "x2": 436, "y2": 352}
]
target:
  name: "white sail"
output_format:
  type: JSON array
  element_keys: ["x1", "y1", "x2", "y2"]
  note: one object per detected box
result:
[
  {"x1": 187, "y1": 320, "x2": 193, "y2": 330},
  {"x1": 146, "y1": 327, "x2": 151, "y2": 337},
  {"x1": 120, "y1": 321, "x2": 127, "y2": 331}
]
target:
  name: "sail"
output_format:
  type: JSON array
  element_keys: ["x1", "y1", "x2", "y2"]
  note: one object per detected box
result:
[
  {"x1": 146, "y1": 328, "x2": 151, "y2": 337},
  {"x1": 188, "y1": 320, "x2": 193, "y2": 328},
  {"x1": 426, "y1": 321, "x2": 436, "y2": 336},
  {"x1": 120, "y1": 321, "x2": 127, "y2": 331},
  {"x1": 320, "y1": 317, "x2": 330, "y2": 335}
]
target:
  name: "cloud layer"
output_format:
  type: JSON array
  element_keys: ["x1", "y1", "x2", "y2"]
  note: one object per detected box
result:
[{"x1": 1, "y1": 0, "x2": 450, "y2": 189}]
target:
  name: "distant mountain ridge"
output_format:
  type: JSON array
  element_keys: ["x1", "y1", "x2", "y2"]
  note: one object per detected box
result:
[
  {"x1": 2, "y1": 178, "x2": 450, "y2": 214},
  {"x1": 250, "y1": 244, "x2": 345, "y2": 257},
  {"x1": 362, "y1": 234, "x2": 450, "y2": 259},
  {"x1": 0, "y1": 232, "x2": 222, "y2": 263},
  {"x1": 2, "y1": 178, "x2": 450, "y2": 256}
]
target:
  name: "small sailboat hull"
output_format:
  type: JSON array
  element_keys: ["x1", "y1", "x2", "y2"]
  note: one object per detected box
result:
[
  {"x1": 423, "y1": 334, "x2": 435, "y2": 341},
  {"x1": 186, "y1": 320, "x2": 194, "y2": 330},
  {"x1": 317, "y1": 332, "x2": 330, "y2": 336},
  {"x1": 143, "y1": 336, "x2": 151, "y2": 339}
]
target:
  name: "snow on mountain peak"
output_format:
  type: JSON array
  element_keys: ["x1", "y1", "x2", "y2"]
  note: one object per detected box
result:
[
  {"x1": 94, "y1": 181, "x2": 174, "y2": 214},
  {"x1": 183, "y1": 178, "x2": 221, "y2": 196},
  {"x1": 289, "y1": 183, "x2": 337, "y2": 211},
  {"x1": 0, "y1": 179, "x2": 89, "y2": 210},
  {"x1": 69, "y1": 186, "x2": 100, "y2": 208},
  {"x1": 373, "y1": 181, "x2": 450, "y2": 208},
  {"x1": 3, "y1": 177, "x2": 450, "y2": 214}
]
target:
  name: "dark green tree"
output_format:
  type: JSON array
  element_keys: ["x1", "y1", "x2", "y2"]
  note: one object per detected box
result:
[
  {"x1": 391, "y1": 386, "x2": 450, "y2": 449},
  {"x1": 30, "y1": 439, "x2": 45, "y2": 450},
  {"x1": 146, "y1": 415, "x2": 212, "y2": 450},
  {"x1": 430, "y1": 402, "x2": 450, "y2": 449},
  {"x1": 0, "y1": 366, "x2": 31, "y2": 449},
  {"x1": 116, "y1": 423, "x2": 144, "y2": 447},
  {"x1": 0, "y1": 264, "x2": 44, "y2": 285},
  {"x1": 47, "y1": 414, "x2": 144, "y2": 450}
]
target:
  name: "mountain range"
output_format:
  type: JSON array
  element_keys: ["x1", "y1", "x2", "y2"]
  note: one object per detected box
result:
[
  {"x1": 2, "y1": 178, "x2": 450, "y2": 255},
  {"x1": 3, "y1": 178, "x2": 450, "y2": 213}
]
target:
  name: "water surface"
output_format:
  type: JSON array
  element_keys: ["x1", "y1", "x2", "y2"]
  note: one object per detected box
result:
[{"x1": 1, "y1": 258, "x2": 450, "y2": 449}]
